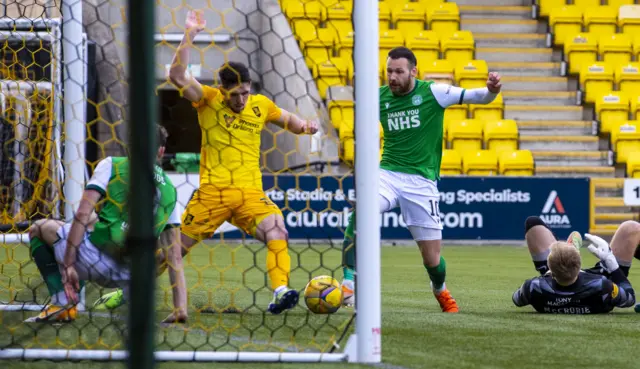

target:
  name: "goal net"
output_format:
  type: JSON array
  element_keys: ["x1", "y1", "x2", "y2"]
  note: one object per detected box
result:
[{"x1": 0, "y1": 0, "x2": 380, "y2": 364}]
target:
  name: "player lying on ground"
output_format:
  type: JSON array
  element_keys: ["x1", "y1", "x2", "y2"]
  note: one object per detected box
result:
[
  {"x1": 26, "y1": 125, "x2": 187, "y2": 323},
  {"x1": 96, "y1": 10, "x2": 317, "y2": 316},
  {"x1": 341, "y1": 47, "x2": 502, "y2": 313},
  {"x1": 512, "y1": 216, "x2": 636, "y2": 314}
]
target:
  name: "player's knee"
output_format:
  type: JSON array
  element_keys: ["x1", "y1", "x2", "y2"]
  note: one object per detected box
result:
[
  {"x1": 618, "y1": 220, "x2": 640, "y2": 236},
  {"x1": 524, "y1": 216, "x2": 547, "y2": 235}
]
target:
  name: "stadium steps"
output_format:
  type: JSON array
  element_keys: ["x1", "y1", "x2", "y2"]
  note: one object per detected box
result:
[
  {"x1": 500, "y1": 76, "x2": 574, "y2": 92},
  {"x1": 488, "y1": 62, "x2": 561, "y2": 77},
  {"x1": 520, "y1": 135, "x2": 599, "y2": 151},
  {"x1": 535, "y1": 166, "x2": 614, "y2": 177},
  {"x1": 474, "y1": 33, "x2": 546, "y2": 48},
  {"x1": 517, "y1": 120, "x2": 595, "y2": 136},
  {"x1": 455, "y1": 0, "x2": 530, "y2": 6},
  {"x1": 475, "y1": 47, "x2": 558, "y2": 63},
  {"x1": 532, "y1": 151, "x2": 611, "y2": 167},
  {"x1": 502, "y1": 91, "x2": 577, "y2": 106},
  {"x1": 590, "y1": 179, "x2": 638, "y2": 233},
  {"x1": 459, "y1": 6, "x2": 532, "y2": 20},
  {"x1": 505, "y1": 105, "x2": 584, "y2": 121},
  {"x1": 461, "y1": 19, "x2": 546, "y2": 34}
]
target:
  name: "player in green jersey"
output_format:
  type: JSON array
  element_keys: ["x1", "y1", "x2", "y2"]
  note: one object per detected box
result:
[
  {"x1": 341, "y1": 47, "x2": 502, "y2": 312},
  {"x1": 25, "y1": 125, "x2": 187, "y2": 323}
]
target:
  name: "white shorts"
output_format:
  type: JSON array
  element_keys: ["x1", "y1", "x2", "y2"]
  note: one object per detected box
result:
[
  {"x1": 53, "y1": 223, "x2": 130, "y2": 289},
  {"x1": 379, "y1": 168, "x2": 443, "y2": 231}
]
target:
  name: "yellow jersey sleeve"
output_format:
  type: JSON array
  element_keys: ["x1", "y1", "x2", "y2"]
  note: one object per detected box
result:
[
  {"x1": 264, "y1": 97, "x2": 283, "y2": 122},
  {"x1": 192, "y1": 85, "x2": 220, "y2": 111}
]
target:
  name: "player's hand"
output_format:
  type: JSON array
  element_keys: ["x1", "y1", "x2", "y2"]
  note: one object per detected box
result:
[
  {"x1": 304, "y1": 120, "x2": 319, "y2": 135},
  {"x1": 185, "y1": 10, "x2": 206, "y2": 36},
  {"x1": 584, "y1": 233, "x2": 619, "y2": 272},
  {"x1": 162, "y1": 309, "x2": 188, "y2": 324},
  {"x1": 486, "y1": 72, "x2": 502, "y2": 93},
  {"x1": 62, "y1": 265, "x2": 80, "y2": 304}
]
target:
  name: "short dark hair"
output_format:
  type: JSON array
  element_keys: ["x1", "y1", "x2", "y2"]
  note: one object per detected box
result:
[
  {"x1": 156, "y1": 124, "x2": 168, "y2": 148},
  {"x1": 218, "y1": 61, "x2": 251, "y2": 89},
  {"x1": 387, "y1": 47, "x2": 417, "y2": 69}
]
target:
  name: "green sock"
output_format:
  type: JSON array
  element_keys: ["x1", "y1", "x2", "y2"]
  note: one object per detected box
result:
[
  {"x1": 30, "y1": 236, "x2": 64, "y2": 296},
  {"x1": 425, "y1": 256, "x2": 446, "y2": 291},
  {"x1": 342, "y1": 211, "x2": 356, "y2": 281}
]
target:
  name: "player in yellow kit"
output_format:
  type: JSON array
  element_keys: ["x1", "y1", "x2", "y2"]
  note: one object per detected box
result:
[{"x1": 168, "y1": 10, "x2": 318, "y2": 315}]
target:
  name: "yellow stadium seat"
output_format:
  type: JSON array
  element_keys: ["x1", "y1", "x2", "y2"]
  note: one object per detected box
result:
[
  {"x1": 448, "y1": 119, "x2": 483, "y2": 155},
  {"x1": 406, "y1": 31, "x2": 440, "y2": 66},
  {"x1": 583, "y1": 6, "x2": 618, "y2": 38},
  {"x1": 626, "y1": 151, "x2": 640, "y2": 178},
  {"x1": 421, "y1": 59, "x2": 454, "y2": 84},
  {"x1": 615, "y1": 63, "x2": 640, "y2": 101},
  {"x1": 343, "y1": 137, "x2": 354, "y2": 162},
  {"x1": 633, "y1": 37, "x2": 640, "y2": 62},
  {"x1": 632, "y1": 95, "x2": 640, "y2": 119},
  {"x1": 611, "y1": 121, "x2": 640, "y2": 164},
  {"x1": 564, "y1": 33, "x2": 598, "y2": 75},
  {"x1": 338, "y1": 119, "x2": 354, "y2": 141},
  {"x1": 441, "y1": 149, "x2": 462, "y2": 176},
  {"x1": 463, "y1": 150, "x2": 499, "y2": 176},
  {"x1": 328, "y1": 100, "x2": 354, "y2": 131},
  {"x1": 285, "y1": 1, "x2": 325, "y2": 26},
  {"x1": 599, "y1": 34, "x2": 633, "y2": 70},
  {"x1": 471, "y1": 94, "x2": 504, "y2": 123},
  {"x1": 313, "y1": 58, "x2": 350, "y2": 99},
  {"x1": 580, "y1": 62, "x2": 614, "y2": 104},
  {"x1": 539, "y1": 0, "x2": 567, "y2": 18},
  {"x1": 298, "y1": 28, "x2": 336, "y2": 68},
  {"x1": 483, "y1": 119, "x2": 518, "y2": 154},
  {"x1": 326, "y1": 1, "x2": 353, "y2": 34},
  {"x1": 609, "y1": 0, "x2": 635, "y2": 8},
  {"x1": 550, "y1": 6, "x2": 583, "y2": 47},
  {"x1": 335, "y1": 30, "x2": 355, "y2": 59},
  {"x1": 595, "y1": 92, "x2": 630, "y2": 134},
  {"x1": 619, "y1": 5, "x2": 640, "y2": 36},
  {"x1": 392, "y1": 2, "x2": 426, "y2": 37},
  {"x1": 454, "y1": 60, "x2": 488, "y2": 89},
  {"x1": 499, "y1": 150, "x2": 535, "y2": 177},
  {"x1": 572, "y1": 0, "x2": 602, "y2": 11},
  {"x1": 444, "y1": 106, "x2": 468, "y2": 132},
  {"x1": 441, "y1": 31, "x2": 475, "y2": 63},
  {"x1": 379, "y1": 30, "x2": 405, "y2": 69},
  {"x1": 427, "y1": 3, "x2": 460, "y2": 36},
  {"x1": 379, "y1": 1, "x2": 391, "y2": 31}
]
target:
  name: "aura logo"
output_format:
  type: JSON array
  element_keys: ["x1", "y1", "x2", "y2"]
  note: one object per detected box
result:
[{"x1": 540, "y1": 191, "x2": 571, "y2": 228}]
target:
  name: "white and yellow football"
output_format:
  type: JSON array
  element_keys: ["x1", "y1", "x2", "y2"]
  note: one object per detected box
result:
[{"x1": 303, "y1": 275, "x2": 343, "y2": 314}]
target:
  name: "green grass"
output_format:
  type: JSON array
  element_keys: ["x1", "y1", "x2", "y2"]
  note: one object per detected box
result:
[{"x1": 1, "y1": 243, "x2": 639, "y2": 369}]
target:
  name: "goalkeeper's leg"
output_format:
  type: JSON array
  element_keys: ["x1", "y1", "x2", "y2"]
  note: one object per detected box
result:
[
  {"x1": 609, "y1": 221, "x2": 640, "y2": 277},
  {"x1": 524, "y1": 216, "x2": 557, "y2": 275}
]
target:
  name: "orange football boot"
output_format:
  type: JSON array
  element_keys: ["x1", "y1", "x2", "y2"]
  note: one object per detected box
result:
[{"x1": 434, "y1": 289, "x2": 459, "y2": 313}]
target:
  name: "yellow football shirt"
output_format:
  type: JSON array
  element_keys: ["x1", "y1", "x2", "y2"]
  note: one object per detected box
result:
[{"x1": 193, "y1": 85, "x2": 282, "y2": 190}]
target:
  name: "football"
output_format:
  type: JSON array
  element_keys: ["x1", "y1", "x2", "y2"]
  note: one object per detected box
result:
[{"x1": 303, "y1": 275, "x2": 343, "y2": 314}]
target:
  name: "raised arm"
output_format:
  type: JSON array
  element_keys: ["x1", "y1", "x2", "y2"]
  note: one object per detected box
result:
[
  {"x1": 431, "y1": 72, "x2": 502, "y2": 109},
  {"x1": 169, "y1": 10, "x2": 206, "y2": 103},
  {"x1": 270, "y1": 109, "x2": 319, "y2": 135}
]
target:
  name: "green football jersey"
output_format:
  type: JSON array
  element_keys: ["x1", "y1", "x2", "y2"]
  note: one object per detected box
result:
[
  {"x1": 379, "y1": 79, "x2": 465, "y2": 181},
  {"x1": 85, "y1": 156, "x2": 180, "y2": 256}
]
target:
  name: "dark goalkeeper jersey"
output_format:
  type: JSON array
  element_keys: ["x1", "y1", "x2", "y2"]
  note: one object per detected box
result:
[{"x1": 512, "y1": 268, "x2": 635, "y2": 314}]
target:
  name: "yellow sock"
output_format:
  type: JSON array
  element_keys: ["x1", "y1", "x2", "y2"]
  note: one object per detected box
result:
[{"x1": 266, "y1": 240, "x2": 290, "y2": 290}]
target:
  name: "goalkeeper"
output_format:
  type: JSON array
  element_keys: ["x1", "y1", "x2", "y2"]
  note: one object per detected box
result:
[
  {"x1": 512, "y1": 216, "x2": 637, "y2": 314},
  {"x1": 341, "y1": 47, "x2": 502, "y2": 313},
  {"x1": 25, "y1": 125, "x2": 186, "y2": 323}
]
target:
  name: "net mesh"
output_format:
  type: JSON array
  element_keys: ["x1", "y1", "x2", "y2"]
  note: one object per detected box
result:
[{"x1": 0, "y1": 0, "x2": 357, "y2": 358}]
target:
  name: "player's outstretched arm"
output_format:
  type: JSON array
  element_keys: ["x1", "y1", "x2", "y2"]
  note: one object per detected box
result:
[
  {"x1": 430, "y1": 72, "x2": 502, "y2": 108},
  {"x1": 271, "y1": 109, "x2": 319, "y2": 135},
  {"x1": 512, "y1": 279, "x2": 532, "y2": 307},
  {"x1": 159, "y1": 227, "x2": 188, "y2": 323},
  {"x1": 168, "y1": 10, "x2": 205, "y2": 103}
]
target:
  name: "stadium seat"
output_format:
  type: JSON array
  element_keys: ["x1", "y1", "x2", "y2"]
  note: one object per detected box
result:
[
  {"x1": 471, "y1": 94, "x2": 504, "y2": 123},
  {"x1": 379, "y1": 30, "x2": 405, "y2": 69},
  {"x1": 447, "y1": 119, "x2": 483, "y2": 155},
  {"x1": 634, "y1": 36, "x2": 640, "y2": 61},
  {"x1": 579, "y1": 62, "x2": 614, "y2": 104},
  {"x1": 619, "y1": 5, "x2": 640, "y2": 36},
  {"x1": 632, "y1": 95, "x2": 640, "y2": 119},
  {"x1": 609, "y1": 0, "x2": 635, "y2": 8},
  {"x1": 454, "y1": 60, "x2": 488, "y2": 89},
  {"x1": 441, "y1": 149, "x2": 462, "y2": 176},
  {"x1": 326, "y1": 1, "x2": 353, "y2": 34},
  {"x1": 421, "y1": 59, "x2": 454, "y2": 84},
  {"x1": 444, "y1": 106, "x2": 468, "y2": 131},
  {"x1": 499, "y1": 150, "x2": 534, "y2": 177},
  {"x1": 441, "y1": 31, "x2": 475, "y2": 63},
  {"x1": 610, "y1": 121, "x2": 640, "y2": 164},
  {"x1": 343, "y1": 137, "x2": 354, "y2": 162},
  {"x1": 462, "y1": 150, "x2": 498, "y2": 176},
  {"x1": 328, "y1": 100, "x2": 354, "y2": 130},
  {"x1": 325, "y1": 85, "x2": 353, "y2": 101},
  {"x1": 538, "y1": 0, "x2": 567, "y2": 18},
  {"x1": 335, "y1": 30, "x2": 355, "y2": 60},
  {"x1": 483, "y1": 119, "x2": 518, "y2": 154},
  {"x1": 378, "y1": 1, "x2": 391, "y2": 31},
  {"x1": 313, "y1": 58, "x2": 350, "y2": 99},
  {"x1": 564, "y1": 33, "x2": 598, "y2": 75},
  {"x1": 550, "y1": 6, "x2": 583, "y2": 47},
  {"x1": 298, "y1": 28, "x2": 336, "y2": 68},
  {"x1": 614, "y1": 63, "x2": 640, "y2": 102},
  {"x1": 406, "y1": 31, "x2": 440, "y2": 66},
  {"x1": 595, "y1": 92, "x2": 630, "y2": 134},
  {"x1": 338, "y1": 119, "x2": 354, "y2": 141},
  {"x1": 626, "y1": 151, "x2": 640, "y2": 178},
  {"x1": 285, "y1": 1, "x2": 325, "y2": 26},
  {"x1": 391, "y1": 2, "x2": 426, "y2": 37},
  {"x1": 572, "y1": 0, "x2": 602, "y2": 11},
  {"x1": 583, "y1": 6, "x2": 618, "y2": 38},
  {"x1": 427, "y1": 3, "x2": 460, "y2": 36},
  {"x1": 598, "y1": 34, "x2": 633, "y2": 70}
]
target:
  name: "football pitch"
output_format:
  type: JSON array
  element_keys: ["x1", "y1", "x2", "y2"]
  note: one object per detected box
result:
[{"x1": 1, "y1": 243, "x2": 639, "y2": 369}]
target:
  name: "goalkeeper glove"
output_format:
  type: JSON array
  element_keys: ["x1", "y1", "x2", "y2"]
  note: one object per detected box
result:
[{"x1": 584, "y1": 233, "x2": 619, "y2": 272}]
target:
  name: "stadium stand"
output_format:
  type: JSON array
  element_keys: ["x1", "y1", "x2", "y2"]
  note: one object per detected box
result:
[
  {"x1": 499, "y1": 150, "x2": 535, "y2": 177},
  {"x1": 441, "y1": 149, "x2": 462, "y2": 176},
  {"x1": 462, "y1": 150, "x2": 498, "y2": 176},
  {"x1": 448, "y1": 119, "x2": 483, "y2": 155}
]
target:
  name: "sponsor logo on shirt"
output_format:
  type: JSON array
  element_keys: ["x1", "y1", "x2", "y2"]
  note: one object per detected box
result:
[
  {"x1": 224, "y1": 114, "x2": 236, "y2": 127},
  {"x1": 252, "y1": 106, "x2": 261, "y2": 117}
]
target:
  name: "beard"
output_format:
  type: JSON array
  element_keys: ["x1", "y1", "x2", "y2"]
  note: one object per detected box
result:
[{"x1": 389, "y1": 78, "x2": 412, "y2": 95}]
